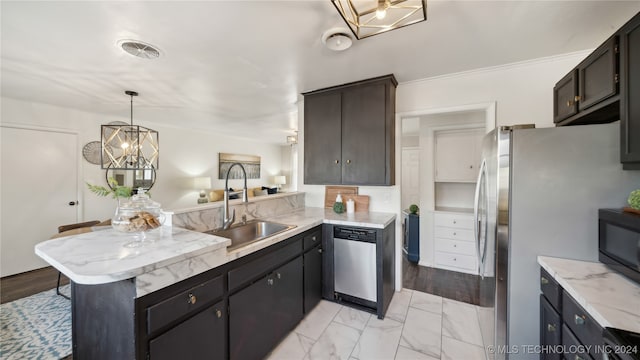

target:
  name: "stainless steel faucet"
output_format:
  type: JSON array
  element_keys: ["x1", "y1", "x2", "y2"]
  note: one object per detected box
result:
[{"x1": 222, "y1": 162, "x2": 249, "y2": 230}]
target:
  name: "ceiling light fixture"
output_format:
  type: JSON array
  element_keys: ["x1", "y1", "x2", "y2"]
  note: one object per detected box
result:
[
  {"x1": 101, "y1": 91, "x2": 159, "y2": 170},
  {"x1": 322, "y1": 28, "x2": 353, "y2": 51},
  {"x1": 331, "y1": 0, "x2": 427, "y2": 39}
]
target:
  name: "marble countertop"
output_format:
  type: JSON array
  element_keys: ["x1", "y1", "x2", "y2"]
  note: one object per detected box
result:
[
  {"x1": 36, "y1": 207, "x2": 396, "y2": 288},
  {"x1": 538, "y1": 256, "x2": 640, "y2": 333}
]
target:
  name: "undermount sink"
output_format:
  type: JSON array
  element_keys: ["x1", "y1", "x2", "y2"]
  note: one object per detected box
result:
[{"x1": 205, "y1": 220, "x2": 296, "y2": 250}]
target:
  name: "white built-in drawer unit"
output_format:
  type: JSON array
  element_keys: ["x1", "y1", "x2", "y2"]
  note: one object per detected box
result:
[{"x1": 433, "y1": 211, "x2": 478, "y2": 275}]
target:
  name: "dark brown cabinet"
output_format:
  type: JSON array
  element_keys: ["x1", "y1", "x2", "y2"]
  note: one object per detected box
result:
[
  {"x1": 303, "y1": 75, "x2": 397, "y2": 186},
  {"x1": 554, "y1": 37, "x2": 619, "y2": 126},
  {"x1": 303, "y1": 230, "x2": 323, "y2": 313},
  {"x1": 540, "y1": 295, "x2": 562, "y2": 360},
  {"x1": 620, "y1": 13, "x2": 640, "y2": 170},
  {"x1": 229, "y1": 257, "x2": 303, "y2": 360},
  {"x1": 149, "y1": 302, "x2": 226, "y2": 360}
]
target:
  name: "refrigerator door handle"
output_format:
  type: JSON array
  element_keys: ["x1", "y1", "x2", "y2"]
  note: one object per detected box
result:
[{"x1": 474, "y1": 159, "x2": 486, "y2": 277}]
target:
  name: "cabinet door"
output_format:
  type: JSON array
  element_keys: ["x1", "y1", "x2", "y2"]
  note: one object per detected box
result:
[
  {"x1": 620, "y1": 13, "x2": 640, "y2": 169},
  {"x1": 341, "y1": 82, "x2": 389, "y2": 185},
  {"x1": 578, "y1": 36, "x2": 618, "y2": 111},
  {"x1": 304, "y1": 245, "x2": 323, "y2": 313},
  {"x1": 149, "y1": 301, "x2": 226, "y2": 360},
  {"x1": 553, "y1": 70, "x2": 578, "y2": 123},
  {"x1": 434, "y1": 128, "x2": 483, "y2": 182},
  {"x1": 229, "y1": 258, "x2": 303, "y2": 360},
  {"x1": 540, "y1": 295, "x2": 562, "y2": 360},
  {"x1": 303, "y1": 92, "x2": 342, "y2": 184}
]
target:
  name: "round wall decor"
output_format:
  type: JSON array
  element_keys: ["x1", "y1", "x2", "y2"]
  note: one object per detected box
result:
[{"x1": 82, "y1": 141, "x2": 109, "y2": 165}]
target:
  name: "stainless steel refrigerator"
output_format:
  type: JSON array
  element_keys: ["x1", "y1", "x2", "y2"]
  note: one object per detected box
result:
[{"x1": 474, "y1": 122, "x2": 640, "y2": 360}]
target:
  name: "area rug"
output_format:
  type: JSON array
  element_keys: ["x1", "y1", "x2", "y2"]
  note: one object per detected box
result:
[{"x1": 0, "y1": 285, "x2": 72, "y2": 359}]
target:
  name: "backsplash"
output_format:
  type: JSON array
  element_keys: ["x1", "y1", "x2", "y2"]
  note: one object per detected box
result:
[{"x1": 172, "y1": 192, "x2": 305, "y2": 232}]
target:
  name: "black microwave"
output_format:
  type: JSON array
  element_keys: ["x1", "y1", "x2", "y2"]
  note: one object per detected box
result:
[{"x1": 599, "y1": 209, "x2": 640, "y2": 285}]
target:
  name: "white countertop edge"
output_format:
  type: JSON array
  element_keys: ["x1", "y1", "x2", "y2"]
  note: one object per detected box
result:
[{"x1": 537, "y1": 256, "x2": 640, "y2": 332}]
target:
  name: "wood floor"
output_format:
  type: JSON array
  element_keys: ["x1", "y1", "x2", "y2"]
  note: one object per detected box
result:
[
  {"x1": 402, "y1": 258, "x2": 481, "y2": 305},
  {"x1": 1, "y1": 266, "x2": 69, "y2": 304}
]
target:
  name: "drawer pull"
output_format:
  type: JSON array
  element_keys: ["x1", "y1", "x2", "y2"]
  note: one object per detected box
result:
[
  {"x1": 276, "y1": 272, "x2": 282, "y2": 279},
  {"x1": 216, "y1": 309, "x2": 222, "y2": 318},
  {"x1": 318, "y1": 248, "x2": 323, "y2": 254},
  {"x1": 547, "y1": 323, "x2": 556, "y2": 332},
  {"x1": 540, "y1": 277, "x2": 549, "y2": 285},
  {"x1": 187, "y1": 293, "x2": 197, "y2": 305},
  {"x1": 574, "y1": 314, "x2": 586, "y2": 325},
  {"x1": 312, "y1": 236, "x2": 317, "y2": 242},
  {"x1": 267, "y1": 278, "x2": 274, "y2": 286}
]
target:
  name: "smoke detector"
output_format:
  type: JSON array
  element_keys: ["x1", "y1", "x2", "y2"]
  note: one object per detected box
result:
[
  {"x1": 117, "y1": 39, "x2": 161, "y2": 59},
  {"x1": 322, "y1": 28, "x2": 353, "y2": 51}
]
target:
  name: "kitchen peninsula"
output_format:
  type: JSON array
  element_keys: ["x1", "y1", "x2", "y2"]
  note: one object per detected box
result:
[{"x1": 35, "y1": 194, "x2": 396, "y2": 360}]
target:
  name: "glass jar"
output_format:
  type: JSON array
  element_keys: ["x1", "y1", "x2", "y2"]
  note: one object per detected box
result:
[{"x1": 112, "y1": 188, "x2": 164, "y2": 247}]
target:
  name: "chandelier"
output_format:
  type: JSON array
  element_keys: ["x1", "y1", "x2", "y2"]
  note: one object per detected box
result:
[
  {"x1": 331, "y1": 0, "x2": 427, "y2": 39},
  {"x1": 101, "y1": 91, "x2": 159, "y2": 170}
]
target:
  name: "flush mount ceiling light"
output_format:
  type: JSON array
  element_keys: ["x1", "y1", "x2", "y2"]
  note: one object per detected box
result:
[
  {"x1": 331, "y1": 0, "x2": 427, "y2": 39},
  {"x1": 101, "y1": 91, "x2": 159, "y2": 170},
  {"x1": 322, "y1": 28, "x2": 353, "y2": 51},
  {"x1": 117, "y1": 39, "x2": 161, "y2": 59}
]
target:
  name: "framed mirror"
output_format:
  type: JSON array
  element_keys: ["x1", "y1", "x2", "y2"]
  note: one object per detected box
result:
[{"x1": 105, "y1": 164, "x2": 156, "y2": 191}]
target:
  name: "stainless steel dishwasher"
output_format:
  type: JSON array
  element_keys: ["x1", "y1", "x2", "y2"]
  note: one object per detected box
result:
[{"x1": 333, "y1": 226, "x2": 377, "y2": 306}]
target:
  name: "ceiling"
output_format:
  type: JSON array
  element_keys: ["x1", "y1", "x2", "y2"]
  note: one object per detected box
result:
[{"x1": 2, "y1": 1, "x2": 640, "y2": 144}]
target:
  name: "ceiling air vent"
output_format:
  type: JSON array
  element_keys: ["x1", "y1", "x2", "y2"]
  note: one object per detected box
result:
[{"x1": 118, "y1": 40, "x2": 161, "y2": 59}]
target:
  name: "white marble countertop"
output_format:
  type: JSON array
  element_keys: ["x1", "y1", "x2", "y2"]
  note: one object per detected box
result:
[
  {"x1": 538, "y1": 256, "x2": 640, "y2": 333},
  {"x1": 35, "y1": 207, "x2": 396, "y2": 289}
]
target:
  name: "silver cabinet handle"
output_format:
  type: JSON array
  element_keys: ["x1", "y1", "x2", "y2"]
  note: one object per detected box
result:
[
  {"x1": 312, "y1": 236, "x2": 317, "y2": 242},
  {"x1": 276, "y1": 272, "x2": 282, "y2": 279},
  {"x1": 541, "y1": 277, "x2": 549, "y2": 285},
  {"x1": 318, "y1": 248, "x2": 323, "y2": 253},
  {"x1": 547, "y1": 323, "x2": 556, "y2": 332},
  {"x1": 574, "y1": 314, "x2": 585, "y2": 325},
  {"x1": 267, "y1": 278, "x2": 274, "y2": 286},
  {"x1": 216, "y1": 309, "x2": 222, "y2": 318}
]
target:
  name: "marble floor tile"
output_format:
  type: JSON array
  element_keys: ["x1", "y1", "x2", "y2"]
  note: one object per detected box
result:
[
  {"x1": 442, "y1": 298, "x2": 483, "y2": 346},
  {"x1": 394, "y1": 345, "x2": 440, "y2": 360},
  {"x1": 441, "y1": 336, "x2": 486, "y2": 360},
  {"x1": 385, "y1": 288, "x2": 413, "y2": 323},
  {"x1": 409, "y1": 290, "x2": 443, "y2": 315},
  {"x1": 350, "y1": 316, "x2": 403, "y2": 360},
  {"x1": 295, "y1": 300, "x2": 343, "y2": 341},
  {"x1": 334, "y1": 306, "x2": 372, "y2": 331},
  {"x1": 399, "y1": 307, "x2": 442, "y2": 358},
  {"x1": 267, "y1": 331, "x2": 316, "y2": 360},
  {"x1": 308, "y1": 322, "x2": 362, "y2": 360}
]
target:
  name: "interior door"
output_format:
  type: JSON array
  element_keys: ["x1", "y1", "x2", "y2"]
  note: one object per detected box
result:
[{"x1": 1, "y1": 126, "x2": 78, "y2": 276}]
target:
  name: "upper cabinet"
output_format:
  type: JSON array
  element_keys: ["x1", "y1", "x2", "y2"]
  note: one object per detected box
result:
[
  {"x1": 554, "y1": 11, "x2": 640, "y2": 170},
  {"x1": 553, "y1": 36, "x2": 619, "y2": 125},
  {"x1": 620, "y1": 13, "x2": 640, "y2": 170},
  {"x1": 434, "y1": 128, "x2": 484, "y2": 183},
  {"x1": 303, "y1": 75, "x2": 397, "y2": 186}
]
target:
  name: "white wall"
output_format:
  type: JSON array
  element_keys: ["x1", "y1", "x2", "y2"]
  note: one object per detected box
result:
[
  {"x1": 298, "y1": 50, "x2": 592, "y2": 289},
  {"x1": 1, "y1": 97, "x2": 285, "y2": 224}
]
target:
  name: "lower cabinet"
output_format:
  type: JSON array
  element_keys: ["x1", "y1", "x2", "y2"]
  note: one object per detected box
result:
[
  {"x1": 540, "y1": 294, "x2": 562, "y2": 360},
  {"x1": 229, "y1": 257, "x2": 303, "y2": 360},
  {"x1": 304, "y1": 243, "x2": 323, "y2": 313},
  {"x1": 149, "y1": 301, "x2": 226, "y2": 360}
]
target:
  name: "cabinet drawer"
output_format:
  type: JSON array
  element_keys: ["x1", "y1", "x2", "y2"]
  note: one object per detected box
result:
[
  {"x1": 562, "y1": 324, "x2": 594, "y2": 360},
  {"x1": 228, "y1": 239, "x2": 302, "y2": 293},
  {"x1": 540, "y1": 268, "x2": 562, "y2": 313},
  {"x1": 147, "y1": 275, "x2": 224, "y2": 335},
  {"x1": 434, "y1": 251, "x2": 476, "y2": 270},
  {"x1": 435, "y1": 238, "x2": 476, "y2": 256},
  {"x1": 540, "y1": 295, "x2": 562, "y2": 360},
  {"x1": 303, "y1": 229, "x2": 321, "y2": 252},
  {"x1": 562, "y1": 291, "x2": 603, "y2": 358},
  {"x1": 434, "y1": 213, "x2": 474, "y2": 230},
  {"x1": 434, "y1": 227, "x2": 474, "y2": 242}
]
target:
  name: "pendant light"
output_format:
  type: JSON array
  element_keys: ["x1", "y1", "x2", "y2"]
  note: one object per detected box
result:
[
  {"x1": 331, "y1": 0, "x2": 427, "y2": 39},
  {"x1": 101, "y1": 91, "x2": 159, "y2": 170}
]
